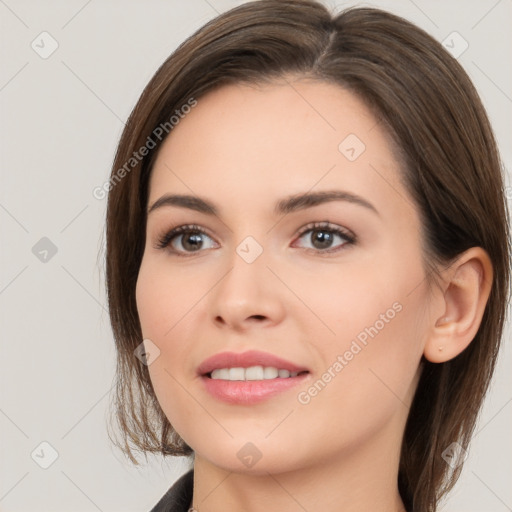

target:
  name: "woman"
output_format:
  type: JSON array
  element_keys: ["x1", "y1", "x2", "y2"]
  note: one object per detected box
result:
[{"x1": 105, "y1": 1, "x2": 510, "y2": 511}]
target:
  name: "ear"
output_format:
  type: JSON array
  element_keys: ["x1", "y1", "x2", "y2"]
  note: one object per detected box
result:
[{"x1": 424, "y1": 247, "x2": 493, "y2": 363}]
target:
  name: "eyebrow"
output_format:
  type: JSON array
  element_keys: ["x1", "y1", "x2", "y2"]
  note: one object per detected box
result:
[{"x1": 147, "y1": 190, "x2": 379, "y2": 217}]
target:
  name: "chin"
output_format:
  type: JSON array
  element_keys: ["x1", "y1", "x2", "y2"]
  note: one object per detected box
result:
[{"x1": 186, "y1": 434, "x2": 308, "y2": 476}]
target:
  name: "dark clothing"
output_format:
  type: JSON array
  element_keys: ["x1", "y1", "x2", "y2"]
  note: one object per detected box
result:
[{"x1": 150, "y1": 470, "x2": 193, "y2": 512}]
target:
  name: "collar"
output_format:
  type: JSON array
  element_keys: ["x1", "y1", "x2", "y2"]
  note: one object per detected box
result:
[{"x1": 149, "y1": 469, "x2": 193, "y2": 512}]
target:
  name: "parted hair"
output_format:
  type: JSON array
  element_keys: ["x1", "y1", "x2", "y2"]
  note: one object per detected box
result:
[{"x1": 105, "y1": 2, "x2": 511, "y2": 511}]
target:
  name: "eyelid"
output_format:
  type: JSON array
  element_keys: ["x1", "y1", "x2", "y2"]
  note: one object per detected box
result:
[
  {"x1": 294, "y1": 221, "x2": 356, "y2": 241},
  {"x1": 154, "y1": 223, "x2": 218, "y2": 253}
]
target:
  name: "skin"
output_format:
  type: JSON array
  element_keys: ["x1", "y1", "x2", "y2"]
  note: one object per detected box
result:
[{"x1": 135, "y1": 78, "x2": 492, "y2": 512}]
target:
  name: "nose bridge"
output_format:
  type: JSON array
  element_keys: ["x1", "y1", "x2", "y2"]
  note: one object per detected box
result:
[
  {"x1": 218, "y1": 237, "x2": 268, "y2": 304},
  {"x1": 209, "y1": 234, "x2": 285, "y2": 327}
]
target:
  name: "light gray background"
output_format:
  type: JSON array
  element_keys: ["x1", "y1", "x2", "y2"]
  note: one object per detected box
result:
[{"x1": 0, "y1": 1, "x2": 510, "y2": 511}]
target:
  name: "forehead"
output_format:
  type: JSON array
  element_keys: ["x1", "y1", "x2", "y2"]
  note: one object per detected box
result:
[{"x1": 149, "y1": 79, "x2": 411, "y2": 220}]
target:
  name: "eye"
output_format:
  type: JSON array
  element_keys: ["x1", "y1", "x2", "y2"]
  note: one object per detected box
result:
[
  {"x1": 155, "y1": 221, "x2": 355, "y2": 256},
  {"x1": 292, "y1": 221, "x2": 355, "y2": 253},
  {"x1": 155, "y1": 224, "x2": 218, "y2": 255}
]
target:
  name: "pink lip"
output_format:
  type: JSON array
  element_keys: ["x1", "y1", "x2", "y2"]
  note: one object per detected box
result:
[{"x1": 197, "y1": 350, "x2": 310, "y2": 405}]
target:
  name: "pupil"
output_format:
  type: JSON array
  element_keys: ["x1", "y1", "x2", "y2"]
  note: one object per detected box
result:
[
  {"x1": 312, "y1": 229, "x2": 332, "y2": 249},
  {"x1": 183, "y1": 232, "x2": 203, "y2": 251}
]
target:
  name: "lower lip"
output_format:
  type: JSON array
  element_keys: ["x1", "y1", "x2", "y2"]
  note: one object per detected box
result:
[{"x1": 201, "y1": 374, "x2": 309, "y2": 404}]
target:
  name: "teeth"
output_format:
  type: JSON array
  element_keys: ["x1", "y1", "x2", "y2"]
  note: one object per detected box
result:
[
  {"x1": 263, "y1": 367, "x2": 278, "y2": 379},
  {"x1": 210, "y1": 366, "x2": 300, "y2": 381},
  {"x1": 229, "y1": 367, "x2": 245, "y2": 380},
  {"x1": 246, "y1": 366, "x2": 264, "y2": 380}
]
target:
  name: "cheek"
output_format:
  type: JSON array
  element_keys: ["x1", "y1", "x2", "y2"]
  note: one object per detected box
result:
[
  {"x1": 294, "y1": 252, "x2": 428, "y2": 414},
  {"x1": 327, "y1": 291, "x2": 426, "y2": 413},
  {"x1": 136, "y1": 257, "x2": 204, "y2": 340},
  {"x1": 135, "y1": 256, "x2": 213, "y2": 425},
  {"x1": 289, "y1": 299, "x2": 427, "y2": 458},
  {"x1": 288, "y1": 249, "x2": 426, "y2": 352}
]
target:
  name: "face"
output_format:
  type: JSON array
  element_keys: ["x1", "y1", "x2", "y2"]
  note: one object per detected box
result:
[{"x1": 136, "y1": 79, "x2": 432, "y2": 475}]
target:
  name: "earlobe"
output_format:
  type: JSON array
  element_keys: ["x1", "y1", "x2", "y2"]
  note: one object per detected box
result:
[{"x1": 424, "y1": 247, "x2": 493, "y2": 363}]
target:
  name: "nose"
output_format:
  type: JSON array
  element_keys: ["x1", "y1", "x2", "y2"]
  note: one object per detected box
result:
[{"x1": 209, "y1": 248, "x2": 286, "y2": 332}]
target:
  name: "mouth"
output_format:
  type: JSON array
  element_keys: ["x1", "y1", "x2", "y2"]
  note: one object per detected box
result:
[
  {"x1": 198, "y1": 350, "x2": 310, "y2": 404},
  {"x1": 206, "y1": 366, "x2": 309, "y2": 381}
]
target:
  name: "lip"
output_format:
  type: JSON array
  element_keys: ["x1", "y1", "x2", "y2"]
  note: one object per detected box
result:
[{"x1": 197, "y1": 350, "x2": 310, "y2": 405}]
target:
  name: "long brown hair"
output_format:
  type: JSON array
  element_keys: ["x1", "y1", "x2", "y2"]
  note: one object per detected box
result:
[{"x1": 105, "y1": 1, "x2": 511, "y2": 510}]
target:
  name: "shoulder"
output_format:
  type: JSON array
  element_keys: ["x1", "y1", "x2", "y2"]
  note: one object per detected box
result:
[{"x1": 149, "y1": 469, "x2": 194, "y2": 512}]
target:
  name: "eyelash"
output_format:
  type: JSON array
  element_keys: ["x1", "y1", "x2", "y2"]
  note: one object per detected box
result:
[
  {"x1": 155, "y1": 221, "x2": 356, "y2": 257},
  {"x1": 294, "y1": 221, "x2": 356, "y2": 253}
]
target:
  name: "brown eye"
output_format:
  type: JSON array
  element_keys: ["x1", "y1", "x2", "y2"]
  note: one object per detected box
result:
[
  {"x1": 293, "y1": 222, "x2": 355, "y2": 253},
  {"x1": 156, "y1": 224, "x2": 218, "y2": 255},
  {"x1": 175, "y1": 230, "x2": 205, "y2": 252},
  {"x1": 309, "y1": 229, "x2": 336, "y2": 250}
]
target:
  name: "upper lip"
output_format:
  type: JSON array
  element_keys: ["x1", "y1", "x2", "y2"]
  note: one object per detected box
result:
[{"x1": 197, "y1": 350, "x2": 309, "y2": 376}]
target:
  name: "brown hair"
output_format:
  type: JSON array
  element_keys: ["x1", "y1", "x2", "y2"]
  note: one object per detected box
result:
[{"x1": 105, "y1": 1, "x2": 511, "y2": 510}]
